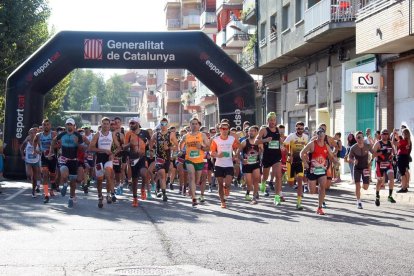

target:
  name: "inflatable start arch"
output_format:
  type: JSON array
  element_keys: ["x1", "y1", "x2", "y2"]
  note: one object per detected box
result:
[{"x1": 4, "y1": 31, "x2": 255, "y2": 178}]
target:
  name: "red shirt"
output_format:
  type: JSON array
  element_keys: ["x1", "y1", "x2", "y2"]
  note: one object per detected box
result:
[{"x1": 397, "y1": 138, "x2": 410, "y2": 155}]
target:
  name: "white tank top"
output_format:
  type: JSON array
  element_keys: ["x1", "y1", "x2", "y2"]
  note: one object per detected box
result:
[
  {"x1": 98, "y1": 131, "x2": 113, "y2": 151},
  {"x1": 25, "y1": 142, "x2": 40, "y2": 164}
]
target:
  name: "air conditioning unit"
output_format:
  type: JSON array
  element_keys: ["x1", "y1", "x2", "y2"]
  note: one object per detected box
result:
[{"x1": 298, "y1": 77, "x2": 307, "y2": 89}]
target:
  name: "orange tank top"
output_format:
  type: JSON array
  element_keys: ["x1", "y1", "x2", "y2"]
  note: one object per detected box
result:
[{"x1": 185, "y1": 132, "x2": 204, "y2": 163}]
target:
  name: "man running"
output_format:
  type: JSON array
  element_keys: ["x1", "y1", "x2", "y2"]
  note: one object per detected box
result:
[
  {"x1": 179, "y1": 118, "x2": 210, "y2": 206},
  {"x1": 348, "y1": 131, "x2": 377, "y2": 209},
  {"x1": 284, "y1": 121, "x2": 308, "y2": 210},
  {"x1": 89, "y1": 117, "x2": 121, "y2": 208},
  {"x1": 239, "y1": 125, "x2": 262, "y2": 204},
  {"x1": 123, "y1": 117, "x2": 151, "y2": 207},
  {"x1": 113, "y1": 117, "x2": 128, "y2": 195},
  {"x1": 372, "y1": 129, "x2": 397, "y2": 206},
  {"x1": 33, "y1": 119, "x2": 58, "y2": 203},
  {"x1": 300, "y1": 127, "x2": 338, "y2": 215},
  {"x1": 150, "y1": 118, "x2": 178, "y2": 202},
  {"x1": 255, "y1": 112, "x2": 283, "y2": 205},
  {"x1": 50, "y1": 118, "x2": 89, "y2": 208}
]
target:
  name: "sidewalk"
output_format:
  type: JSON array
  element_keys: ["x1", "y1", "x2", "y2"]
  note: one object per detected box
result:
[{"x1": 332, "y1": 173, "x2": 414, "y2": 206}]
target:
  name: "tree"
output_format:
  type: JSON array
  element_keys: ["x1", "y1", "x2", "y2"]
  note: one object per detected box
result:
[
  {"x1": 104, "y1": 75, "x2": 130, "y2": 112},
  {"x1": 0, "y1": 0, "x2": 51, "y2": 122},
  {"x1": 44, "y1": 73, "x2": 73, "y2": 126}
]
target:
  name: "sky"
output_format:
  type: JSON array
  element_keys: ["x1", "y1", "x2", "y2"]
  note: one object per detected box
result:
[{"x1": 48, "y1": 0, "x2": 166, "y2": 78}]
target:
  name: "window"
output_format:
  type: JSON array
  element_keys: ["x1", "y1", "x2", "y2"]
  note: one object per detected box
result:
[
  {"x1": 295, "y1": 0, "x2": 303, "y2": 23},
  {"x1": 270, "y1": 14, "x2": 277, "y2": 33},
  {"x1": 260, "y1": 22, "x2": 266, "y2": 40},
  {"x1": 282, "y1": 4, "x2": 290, "y2": 31}
]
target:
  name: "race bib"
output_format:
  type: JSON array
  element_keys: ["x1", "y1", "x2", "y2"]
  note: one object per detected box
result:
[
  {"x1": 156, "y1": 158, "x2": 165, "y2": 165},
  {"x1": 177, "y1": 157, "x2": 185, "y2": 164},
  {"x1": 363, "y1": 169, "x2": 370, "y2": 177},
  {"x1": 87, "y1": 153, "x2": 94, "y2": 161},
  {"x1": 113, "y1": 158, "x2": 120, "y2": 166},
  {"x1": 189, "y1": 150, "x2": 200, "y2": 158},
  {"x1": 380, "y1": 162, "x2": 390, "y2": 169},
  {"x1": 247, "y1": 155, "x2": 257, "y2": 164},
  {"x1": 58, "y1": 156, "x2": 67, "y2": 164},
  {"x1": 313, "y1": 167, "x2": 326, "y2": 175},
  {"x1": 222, "y1": 151, "x2": 231, "y2": 158},
  {"x1": 269, "y1": 140, "x2": 280, "y2": 149}
]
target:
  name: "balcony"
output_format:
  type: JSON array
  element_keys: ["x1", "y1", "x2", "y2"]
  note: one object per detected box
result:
[
  {"x1": 166, "y1": 18, "x2": 181, "y2": 30},
  {"x1": 242, "y1": 0, "x2": 256, "y2": 25},
  {"x1": 196, "y1": 94, "x2": 217, "y2": 107},
  {"x1": 182, "y1": 15, "x2": 201, "y2": 29},
  {"x1": 226, "y1": 20, "x2": 250, "y2": 47},
  {"x1": 200, "y1": 11, "x2": 217, "y2": 32},
  {"x1": 216, "y1": 29, "x2": 226, "y2": 47},
  {"x1": 237, "y1": 48, "x2": 255, "y2": 72},
  {"x1": 165, "y1": 91, "x2": 182, "y2": 103},
  {"x1": 216, "y1": 0, "x2": 243, "y2": 13},
  {"x1": 166, "y1": 69, "x2": 182, "y2": 79},
  {"x1": 356, "y1": 0, "x2": 414, "y2": 54},
  {"x1": 184, "y1": 70, "x2": 196, "y2": 82},
  {"x1": 304, "y1": 0, "x2": 358, "y2": 43},
  {"x1": 182, "y1": 0, "x2": 202, "y2": 4}
]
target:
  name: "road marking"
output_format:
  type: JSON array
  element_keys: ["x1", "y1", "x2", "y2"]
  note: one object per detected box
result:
[{"x1": 5, "y1": 188, "x2": 28, "y2": 200}]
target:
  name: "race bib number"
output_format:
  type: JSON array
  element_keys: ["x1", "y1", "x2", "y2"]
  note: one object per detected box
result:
[
  {"x1": 87, "y1": 153, "x2": 94, "y2": 161},
  {"x1": 156, "y1": 158, "x2": 165, "y2": 165},
  {"x1": 247, "y1": 155, "x2": 257, "y2": 164},
  {"x1": 222, "y1": 151, "x2": 231, "y2": 158},
  {"x1": 313, "y1": 167, "x2": 326, "y2": 175},
  {"x1": 177, "y1": 157, "x2": 185, "y2": 164},
  {"x1": 58, "y1": 156, "x2": 67, "y2": 164},
  {"x1": 113, "y1": 158, "x2": 120, "y2": 166},
  {"x1": 363, "y1": 169, "x2": 370, "y2": 177},
  {"x1": 189, "y1": 150, "x2": 200, "y2": 158},
  {"x1": 269, "y1": 140, "x2": 280, "y2": 149},
  {"x1": 380, "y1": 162, "x2": 390, "y2": 169}
]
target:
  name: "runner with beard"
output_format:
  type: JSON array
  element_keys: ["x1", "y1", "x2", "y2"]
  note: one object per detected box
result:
[
  {"x1": 123, "y1": 117, "x2": 151, "y2": 207},
  {"x1": 111, "y1": 119, "x2": 127, "y2": 196}
]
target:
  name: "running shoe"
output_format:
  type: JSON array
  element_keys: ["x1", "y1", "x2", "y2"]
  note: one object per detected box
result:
[
  {"x1": 68, "y1": 198, "x2": 74, "y2": 208},
  {"x1": 157, "y1": 192, "x2": 163, "y2": 198},
  {"x1": 260, "y1": 182, "x2": 266, "y2": 193},
  {"x1": 273, "y1": 195, "x2": 281, "y2": 206},
  {"x1": 296, "y1": 203, "x2": 303, "y2": 210},
  {"x1": 132, "y1": 197, "x2": 138, "y2": 207},
  {"x1": 220, "y1": 201, "x2": 226, "y2": 208},
  {"x1": 388, "y1": 196, "x2": 396, "y2": 203},
  {"x1": 83, "y1": 185, "x2": 88, "y2": 194},
  {"x1": 264, "y1": 188, "x2": 269, "y2": 197},
  {"x1": 120, "y1": 186, "x2": 124, "y2": 195},
  {"x1": 208, "y1": 186, "x2": 213, "y2": 193},
  {"x1": 98, "y1": 197, "x2": 103, "y2": 208},
  {"x1": 106, "y1": 195, "x2": 112, "y2": 204},
  {"x1": 169, "y1": 183, "x2": 174, "y2": 190},
  {"x1": 43, "y1": 196, "x2": 49, "y2": 204},
  {"x1": 151, "y1": 182, "x2": 156, "y2": 192},
  {"x1": 280, "y1": 196, "x2": 286, "y2": 202},
  {"x1": 250, "y1": 198, "x2": 258, "y2": 205},
  {"x1": 396, "y1": 188, "x2": 408, "y2": 193},
  {"x1": 357, "y1": 202, "x2": 363, "y2": 209},
  {"x1": 245, "y1": 195, "x2": 252, "y2": 201},
  {"x1": 316, "y1": 207, "x2": 325, "y2": 215},
  {"x1": 61, "y1": 185, "x2": 68, "y2": 197},
  {"x1": 111, "y1": 194, "x2": 117, "y2": 203},
  {"x1": 268, "y1": 181, "x2": 275, "y2": 191},
  {"x1": 375, "y1": 196, "x2": 380, "y2": 206},
  {"x1": 116, "y1": 186, "x2": 121, "y2": 195},
  {"x1": 141, "y1": 189, "x2": 147, "y2": 200},
  {"x1": 199, "y1": 195, "x2": 205, "y2": 203},
  {"x1": 192, "y1": 198, "x2": 198, "y2": 207},
  {"x1": 303, "y1": 185, "x2": 309, "y2": 193},
  {"x1": 146, "y1": 190, "x2": 153, "y2": 200},
  {"x1": 322, "y1": 201, "x2": 327, "y2": 208},
  {"x1": 162, "y1": 194, "x2": 168, "y2": 202},
  {"x1": 31, "y1": 192, "x2": 36, "y2": 198}
]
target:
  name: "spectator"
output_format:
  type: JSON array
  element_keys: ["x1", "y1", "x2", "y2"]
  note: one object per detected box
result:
[{"x1": 345, "y1": 133, "x2": 357, "y2": 181}]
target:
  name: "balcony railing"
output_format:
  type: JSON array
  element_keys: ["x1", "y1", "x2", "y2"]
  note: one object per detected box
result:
[
  {"x1": 238, "y1": 48, "x2": 256, "y2": 70},
  {"x1": 165, "y1": 90, "x2": 182, "y2": 102},
  {"x1": 259, "y1": 37, "x2": 267, "y2": 48},
  {"x1": 269, "y1": 32, "x2": 277, "y2": 42},
  {"x1": 226, "y1": 20, "x2": 250, "y2": 47},
  {"x1": 304, "y1": 0, "x2": 358, "y2": 35},
  {"x1": 200, "y1": 11, "x2": 217, "y2": 28},
  {"x1": 356, "y1": 0, "x2": 395, "y2": 21},
  {"x1": 166, "y1": 18, "x2": 181, "y2": 29},
  {"x1": 182, "y1": 15, "x2": 201, "y2": 28}
]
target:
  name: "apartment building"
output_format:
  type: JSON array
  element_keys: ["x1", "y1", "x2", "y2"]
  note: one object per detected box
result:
[{"x1": 356, "y1": 0, "x2": 414, "y2": 132}]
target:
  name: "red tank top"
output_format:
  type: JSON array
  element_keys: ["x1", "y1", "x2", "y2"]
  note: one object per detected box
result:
[
  {"x1": 311, "y1": 141, "x2": 328, "y2": 171},
  {"x1": 397, "y1": 138, "x2": 410, "y2": 155}
]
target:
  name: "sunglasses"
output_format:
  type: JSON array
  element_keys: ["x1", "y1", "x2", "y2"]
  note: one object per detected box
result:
[
  {"x1": 66, "y1": 123, "x2": 73, "y2": 126},
  {"x1": 381, "y1": 133, "x2": 389, "y2": 135},
  {"x1": 129, "y1": 122, "x2": 136, "y2": 125},
  {"x1": 220, "y1": 128, "x2": 229, "y2": 131},
  {"x1": 297, "y1": 128, "x2": 304, "y2": 130},
  {"x1": 356, "y1": 136, "x2": 364, "y2": 139}
]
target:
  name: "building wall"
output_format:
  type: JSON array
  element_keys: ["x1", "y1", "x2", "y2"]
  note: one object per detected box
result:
[{"x1": 394, "y1": 59, "x2": 414, "y2": 129}]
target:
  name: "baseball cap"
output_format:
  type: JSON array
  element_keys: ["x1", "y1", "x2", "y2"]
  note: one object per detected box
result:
[
  {"x1": 65, "y1": 118, "x2": 75, "y2": 125},
  {"x1": 129, "y1": 117, "x2": 140, "y2": 124}
]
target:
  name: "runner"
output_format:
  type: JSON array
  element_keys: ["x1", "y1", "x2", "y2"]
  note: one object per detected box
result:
[
  {"x1": 123, "y1": 117, "x2": 151, "y2": 207},
  {"x1": 89, "y1": 117, "x2": 121, "y2": 208},
  {"x1": 33, "y1": 119, "x2": 58, "y2": 203},
  {"x1": 300, "y1": 127, "x2": 339, "y2": 215},
  {"x1": 348, "y1": 131, "x2": 377, "y2": 209},
  {"x1": 112, "y1": 119, "x2": 128, "y2": 196},
  {"x1": 179, "y1": 118, "x2": 210, "y2": 206},
  {"x1": 211, "y1": 122, "x2": 239, "y2": 208},
  {"x1": 372, "y1": 129, "x2": 397, "y2": 206},
  {"x1": 82, "y1": 126, "x2": 95, "y2": 191},
  {"x1": 255, "y1": 112, "x2": 283, "y2": 205},
  {"x1": 149, "y1": 118, "x2": 178, "y2": 202},
  {"x1": 49, "y1": 118, "x2": 89, "y2": 208},
  {"x1": 20, "y1": 127, "x2": 40, "y2": 198},
  {"x1": 239, "y1": 125, "x2": 262, "y2": 204},
  {"x1": 284, "y1": 121, "x2": 309, "y2": 210}
]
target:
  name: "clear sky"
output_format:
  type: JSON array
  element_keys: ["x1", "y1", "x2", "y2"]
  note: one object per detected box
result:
[{"x1": 48, "y1": 0, "x2": 166, "y2": 78}]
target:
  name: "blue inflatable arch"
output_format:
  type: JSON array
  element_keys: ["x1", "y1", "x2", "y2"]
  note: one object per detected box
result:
[{"x1": 4, "y1": 31, "x2": 255, "y2": 178}]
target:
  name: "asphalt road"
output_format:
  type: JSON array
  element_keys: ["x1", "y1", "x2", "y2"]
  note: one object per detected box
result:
[{"x1": 1, "y1": 180, "x2": 413, "y2": 276}]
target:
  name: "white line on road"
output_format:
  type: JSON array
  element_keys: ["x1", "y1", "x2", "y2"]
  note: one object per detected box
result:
[{"x1": 5, "y1": 188, "x2": 28, "y2": 200}]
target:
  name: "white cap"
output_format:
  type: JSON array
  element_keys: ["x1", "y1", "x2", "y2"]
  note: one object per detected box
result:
[
  {"x1": 65, "y1": 118, "x2": 75, "y2": 125},
  {"x1": 129, "y1": 117, "x2": 140, "y2": 124}
]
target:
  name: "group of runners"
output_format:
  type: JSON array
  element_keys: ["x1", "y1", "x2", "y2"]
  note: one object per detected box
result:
[{"x1": 19, "y1": 112, "x2": 411, "y2": 215}]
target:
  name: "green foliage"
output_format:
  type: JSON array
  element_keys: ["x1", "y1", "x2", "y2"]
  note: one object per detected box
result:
[
  {"x1": 44, "y1": 73, "x2": 73, "y2": 125},
  {"x1": 0, "y1": 0, "x2": 51, "y2": 122},
  {"x1": 245, "y1": 32, "x2": 257, "y2": 53},
  {"x1": 103, "y1": 75, "x2": 130, "y2": 112}
]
